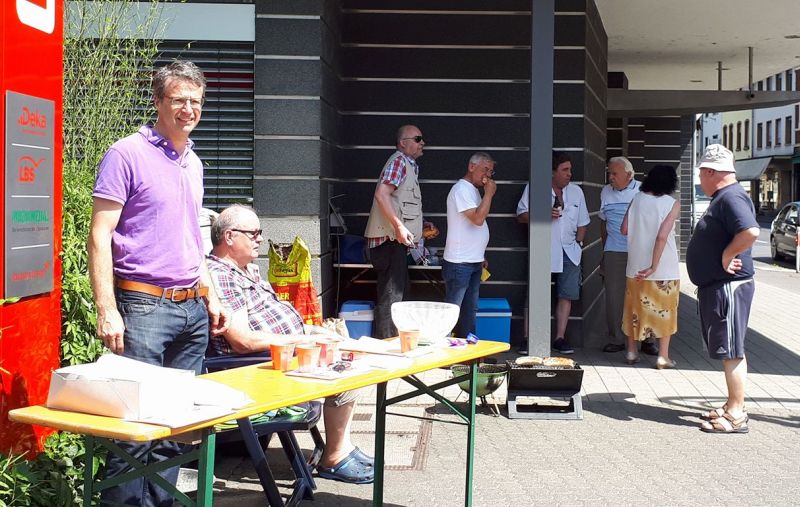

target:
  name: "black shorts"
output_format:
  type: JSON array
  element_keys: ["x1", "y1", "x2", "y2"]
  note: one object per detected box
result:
[{"x1": 698, "y1": 278, "x2": 754, "y2": 360}]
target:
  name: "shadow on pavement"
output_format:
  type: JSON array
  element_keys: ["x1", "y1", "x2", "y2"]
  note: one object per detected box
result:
[
  {"x1": 584, "y1": 393, "x2": 699, "y2": 427},
  {"x1": 749, "y1": 411, "x2": 800, "y2": 428},
  {"x1": 208, "y1": 488, "x2": 404, "y2": 507},
  {"x1": 305, "y1": 493, "x2": 405, "y2": 507},
  {"x1": 426, "y1": 393, "x2": 702, "y2": 429}
]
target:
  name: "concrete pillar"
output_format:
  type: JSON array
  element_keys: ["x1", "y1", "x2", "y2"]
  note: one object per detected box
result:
[{"x1": 253, "y1": 1, "x2": 340, "y2": 315}]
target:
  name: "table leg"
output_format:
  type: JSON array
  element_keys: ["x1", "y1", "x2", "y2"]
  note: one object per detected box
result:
[
  {"x1": 464, "y1": 362, "x2": 477, "y2": 507},
  {"x1": 196, "y1": 431, "x2": 216, "y2": 507},
  {"x1": 372, "y1": 381, "x2": 387, "y2": 507},
  {"x1": 83, "y1": 435, "x2": 95, "y2": 507}
]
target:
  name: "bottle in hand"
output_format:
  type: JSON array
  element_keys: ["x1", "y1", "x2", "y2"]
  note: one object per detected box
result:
[{"x1": 552, "y1": 194, "x2": 562, "y2": 217}]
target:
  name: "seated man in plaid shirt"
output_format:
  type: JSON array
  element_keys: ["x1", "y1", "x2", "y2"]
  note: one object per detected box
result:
[{"x1": 206, "y1": 204, "x2": 374, "y2": 484}]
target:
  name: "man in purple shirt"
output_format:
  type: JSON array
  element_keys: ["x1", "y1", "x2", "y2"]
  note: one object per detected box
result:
[{"x1": 88, "y1": 61, "x2": 228, "y2": 506}]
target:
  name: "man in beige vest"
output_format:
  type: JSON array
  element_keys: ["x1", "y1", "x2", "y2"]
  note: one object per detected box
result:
[{"x1": 364, "y1": 125, "x2": 434, "y2": 338}]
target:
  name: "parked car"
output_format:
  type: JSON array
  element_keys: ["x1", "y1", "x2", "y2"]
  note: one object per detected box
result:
[
  {"x1": 770, "y1": 201, "x2": 799, "y2": 260},
  {"x1": 693, "y1": 184, "x2": 711, "y2": 226}
]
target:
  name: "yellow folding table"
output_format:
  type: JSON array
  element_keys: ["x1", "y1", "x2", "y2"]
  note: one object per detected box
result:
[{"x1": 10, "y1": 340, "x2": 509, "y2": 506}]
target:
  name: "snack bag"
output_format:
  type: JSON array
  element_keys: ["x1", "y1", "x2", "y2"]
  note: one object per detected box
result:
[{"x1": 267, "y1": 237, "x2": 323, "y2": 325}]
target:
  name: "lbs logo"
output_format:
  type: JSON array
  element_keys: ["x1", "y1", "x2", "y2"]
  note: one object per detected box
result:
[
  {"x1": 17, "y1": 156, "x2": 45, "y2": 183},
  {"x1": 16, "y1": 0, "x2": 55, "y2": 34}
]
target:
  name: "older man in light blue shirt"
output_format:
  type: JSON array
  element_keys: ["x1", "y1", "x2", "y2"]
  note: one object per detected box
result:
[{"x1": 598, "y1": 157, "x2": 642, "y2": 353}]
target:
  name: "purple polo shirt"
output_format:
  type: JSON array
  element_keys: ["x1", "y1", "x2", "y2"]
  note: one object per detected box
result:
[{"x1": 93, "y1": 125, "x2": 204, "y2": 288}]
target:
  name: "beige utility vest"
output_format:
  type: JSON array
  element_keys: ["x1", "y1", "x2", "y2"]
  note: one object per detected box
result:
[{"x1": 364, "y1": 153, "x2": 423, "y2": 242}]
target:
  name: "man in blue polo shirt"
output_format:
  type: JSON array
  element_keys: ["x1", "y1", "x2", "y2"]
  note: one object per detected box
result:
[
  {"x1": 687, "y1": 144, "x2": 759, "y2": 434},
  {"x1": 598, "y1": 157, "x2": 658, "y2": 355}
]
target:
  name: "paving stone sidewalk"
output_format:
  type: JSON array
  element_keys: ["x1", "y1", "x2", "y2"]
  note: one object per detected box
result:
[{"x1": 203, "y1": 264, "x2": 800, "y2": 506}]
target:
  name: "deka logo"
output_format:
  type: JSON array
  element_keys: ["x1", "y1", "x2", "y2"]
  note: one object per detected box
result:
[
  {"x1": 18, "y1": 107, "x2": 47, "y2": 129},
  {"x1": 16, "y1": 0, "x2": 55, "y2": 34}
]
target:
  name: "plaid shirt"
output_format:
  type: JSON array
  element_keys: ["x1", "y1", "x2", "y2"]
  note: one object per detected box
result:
[
  {"x1": 366, "y1": 151, "x2": 419, "y2": 249},
  {"x1": 206, "y1": 254, "x2": 304, "y2": 355}
]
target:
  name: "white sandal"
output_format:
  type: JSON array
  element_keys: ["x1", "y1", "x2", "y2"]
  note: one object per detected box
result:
[
  {"x1": 700, "y1": 412, "x2": 749, "y2": 434},
  {"x1": 625, "y1": 352, "x2": 640, "y2": 365},
  {"x1": 655, "y1": 356, "x2": 677, "y2": 369}
]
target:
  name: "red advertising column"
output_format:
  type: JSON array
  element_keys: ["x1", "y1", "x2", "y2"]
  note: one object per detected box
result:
[{"x1": 0, "y1": 0, "x2": 63, "y2": 455}]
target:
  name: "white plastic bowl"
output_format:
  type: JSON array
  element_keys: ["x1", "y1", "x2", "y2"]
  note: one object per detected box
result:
[{"x1": 391, "y1": 301, "x2": 460, "y2": 343}]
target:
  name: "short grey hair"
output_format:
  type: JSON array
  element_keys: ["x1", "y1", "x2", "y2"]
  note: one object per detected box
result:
[
  {"x1": 469, "y1": 151, "x2": 495, "y2": 165},
  {"x1": 153, "y1": 60, "x2": 207, "y2": 102},
  {"x1": 210, "y1": 204, "x2": 256, "y2": 247},
  {"x1": 608, "y1": 156, "x2": 634, "y2": 176}
]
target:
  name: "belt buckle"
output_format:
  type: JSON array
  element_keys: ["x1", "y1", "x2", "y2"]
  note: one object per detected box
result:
[{"x1": 170, "y1": 287, "x2": 189, "y2": 302}]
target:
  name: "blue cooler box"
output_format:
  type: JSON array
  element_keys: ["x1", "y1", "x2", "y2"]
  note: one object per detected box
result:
[
  {"x1": 338, "y1": 300, "x2": 374, "y2": 339},
  {"x1": 475, "y1": 298, "x2": 511, "y2": 343}
]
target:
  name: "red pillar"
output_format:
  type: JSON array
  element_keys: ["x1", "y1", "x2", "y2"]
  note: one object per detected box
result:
[{"x1": 0, "y1": 0, "x2": 63, "y2": 456}]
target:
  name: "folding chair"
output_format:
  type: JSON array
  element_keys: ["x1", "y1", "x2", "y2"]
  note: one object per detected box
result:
[{"x1": 203, "y1": 352, "x2": 325, "y2": 507}]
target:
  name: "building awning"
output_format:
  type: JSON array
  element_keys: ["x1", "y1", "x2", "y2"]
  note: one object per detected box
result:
[{"x1": 734, "y1": 157, "x2": 771, "y2": 181}]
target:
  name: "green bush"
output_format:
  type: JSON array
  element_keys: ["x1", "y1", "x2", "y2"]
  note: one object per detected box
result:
[
  {"x1": 0, "y1": 433, "x2": 104, "y2": 507},
  {"x1": 0, "y1": 453, "x2": 30, "y2": 506}
]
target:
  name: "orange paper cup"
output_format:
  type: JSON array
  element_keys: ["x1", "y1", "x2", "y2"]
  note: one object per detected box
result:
[
  {"x1": 270, "y1": 342, "x2": 296, "y2": 371},
  {"x1": 315, "y1": 339, "x2": 339, "y2": 367},
  {"x1": 398, "y1": 329, "x2": 419, "y2": 353},
  {"x1": 296, "y1": 343, "x2": 321, "y2": 372}
]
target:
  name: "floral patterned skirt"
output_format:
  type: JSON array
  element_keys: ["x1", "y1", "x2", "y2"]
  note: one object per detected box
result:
[{"x1": 622, "y1": 278, "x2": 679, "y2": 341}]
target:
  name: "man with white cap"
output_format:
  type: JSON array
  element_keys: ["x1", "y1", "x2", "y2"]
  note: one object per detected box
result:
[{"x1": 686, "y1": 144, "x2": 759, "y2": 434}]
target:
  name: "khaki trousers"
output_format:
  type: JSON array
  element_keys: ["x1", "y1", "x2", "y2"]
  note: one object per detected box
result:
[{"x1": 602, "y1": 251, "x2": 628, "y2": 345}]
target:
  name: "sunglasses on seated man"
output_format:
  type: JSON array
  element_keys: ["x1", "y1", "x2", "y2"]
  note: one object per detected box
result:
[{"x1": 231, "y1": 228, "x2": 263, "y2": 240}]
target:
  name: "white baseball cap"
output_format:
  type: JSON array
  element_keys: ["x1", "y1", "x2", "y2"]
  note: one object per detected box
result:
[{"x1": 697, "y1": 144, "x2": 735, "y2": 173}]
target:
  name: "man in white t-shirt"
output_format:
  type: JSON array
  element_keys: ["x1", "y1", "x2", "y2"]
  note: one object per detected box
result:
[
  {"x1": 443, "y1": 152, "x2": 497, "y2": 337},
  {"x1": 517, "y1": 152, "x2": 589, "y2": 354}
]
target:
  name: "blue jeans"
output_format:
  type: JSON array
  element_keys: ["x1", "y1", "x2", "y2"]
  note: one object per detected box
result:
[
  {"x1": 100, "y1": 289, "x2": 208, "y2": 507},
  {"x1": 442, "y1": 260, "x2": 483, "y2": 338}
]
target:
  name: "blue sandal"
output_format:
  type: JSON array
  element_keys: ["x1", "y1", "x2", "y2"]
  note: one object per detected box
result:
[
  {"x1": 317, "y1": 447, "x2": 375, "y2": 484},
  {"x1": 352, "y1": 446, "x2": 374, "y2": 466}
]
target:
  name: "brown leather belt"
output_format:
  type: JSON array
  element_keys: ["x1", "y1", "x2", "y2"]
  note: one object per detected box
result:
[{"x1": 115, "y1": 279, "x2": 208, "y2": 302}]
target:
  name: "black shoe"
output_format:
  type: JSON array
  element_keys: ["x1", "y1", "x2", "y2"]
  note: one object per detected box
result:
[
  {"x1": 640, "y1": 341, "x2": 659, "y2": 356},
  {"x1": 602, "y1": 343, "x2": 625, "y2": 353},
  {"x1": 552, "y1": 338, "x2": 574, "y2": 355}
]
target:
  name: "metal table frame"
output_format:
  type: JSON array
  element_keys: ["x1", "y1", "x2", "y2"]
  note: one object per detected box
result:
[
  {"x1": 82, "y1": 431, "x2": 216, "y2": 507},
  {"x1": 373, "y1": 363, "x2": 478, "y2": 506},
  {"x1": 333, "y1": 263, "x2": 445, "y2": 296}
]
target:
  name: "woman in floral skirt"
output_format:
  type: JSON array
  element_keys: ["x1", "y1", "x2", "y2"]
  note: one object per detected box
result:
[{"x1": 621, "y1": 164, "x2": 681, "y2": 369}]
